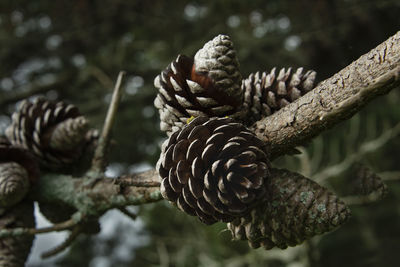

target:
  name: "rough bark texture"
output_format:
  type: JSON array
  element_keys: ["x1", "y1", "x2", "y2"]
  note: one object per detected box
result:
[
  {"x1": 30, "y1": 170, "x2": 162, "y2": 218},
  {"x1": 252, "y1": 31, "x2": 400, "y2": 159}
]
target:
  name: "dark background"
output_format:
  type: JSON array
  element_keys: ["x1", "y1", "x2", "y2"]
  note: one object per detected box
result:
[{"x1": 0, "y1": 0, "x2": 399, "y2": 266}]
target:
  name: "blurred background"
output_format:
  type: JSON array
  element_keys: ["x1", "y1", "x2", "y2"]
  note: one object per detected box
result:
[{"x1": 0, "y1": 0, "x2": 399, "y2": 266}]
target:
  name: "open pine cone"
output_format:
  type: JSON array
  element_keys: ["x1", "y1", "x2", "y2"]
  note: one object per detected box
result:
[
  {"x1": 228, "y1": 168, "x2": 350, "y2": 249},
  {"x1": 154, "y1": 35, "x2": 244, "y2": 135},
  {"x1": 242, "y1": 67, "x2": 317, "y2": 125},
  {"x1": 5, "y1": 98, "x2": 91, "y2": 170},
  {"x1": 157, "y1": 116, "x2": 270, "y2": 224}
]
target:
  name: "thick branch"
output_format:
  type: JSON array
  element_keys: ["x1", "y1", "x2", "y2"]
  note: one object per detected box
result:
[
  {"x1": 30, "y1": 169, "x2": 162, "y2": 217},
  {"x1": 253, "y1": 31, "x2": 400, "y2": 159}
]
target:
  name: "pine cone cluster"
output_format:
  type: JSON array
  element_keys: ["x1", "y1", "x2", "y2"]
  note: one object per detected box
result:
[
  {"x1": 154, "y1": 35, "x2": 244, "y2": 136},
  {"x1": 154, "y1": 34, "x2": 351, "y2": 251},
  {"x1": 242, "y1": 67, "x2": 316, "y2": 124},
  {"x1": 228, "y1": 168, "x2": 350, "y2": 249},
  {"x1": 5, "y1": 98, "x2": 90, "y2": 170},
  {"x1": 157, "y1": 116, "x2": 270, "y2": 224}
]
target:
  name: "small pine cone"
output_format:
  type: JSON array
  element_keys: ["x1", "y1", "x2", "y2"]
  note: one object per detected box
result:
[
  {"x1": 157, "y1": 116, "x2": 270, "y2": 225},
  {"x1": 154, "y1": 35, "x2": 243, "y2": 135},
  {"x1": 5, "y1": 98, "x2": 90, "y2": 170},
  {"x1": 0, "y1": 143, "x2": 38, "y2": 208},
  {"x1": 0, "y1": 162, "x2": 29, "y2": 208},
  {"x1": 242, "y1": 67, "x2": 317, "y2": 125},
  {"x1": 0, "y1": 200, "x2": 35, "y2": 267},
  {"x1": 353, "y1": 165, "x2": 387, "y2": 198},
  {"x1": 228, "y1": 168, "x2": 350, "y2": 249}
]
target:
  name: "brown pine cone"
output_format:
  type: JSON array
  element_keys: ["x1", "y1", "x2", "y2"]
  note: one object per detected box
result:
[
  {"x1": 5, "y1": 98, "x2": 90, "y2": 170},
  {"x1": 154, "y1": 35, "x2": 243, "y2": 136},
  {"x1": 242, "y1": 67, "x2": 317, "y2": 125},
  {"x1": 0, "y1": 200, "x2": 35, "y2": 267},
  {"x1": 0, "y1": 142, "x2": 38, "y2": 208},
  {"x1": 157, "y1": 116, "x2": 270, "y2": 224},
  {"x1": 353, "y1": 165, "x2": 387, "y2": 198},
  {"x1": 228, "y1": 168, "x2": 350, "y2": 249}
]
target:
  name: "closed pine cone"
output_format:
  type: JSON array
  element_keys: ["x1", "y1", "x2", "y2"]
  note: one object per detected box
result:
[
  {"x1": 242, "y1": 67, "x2": 316, "y2": 125},
  {"x1": 228, "y1": 168, "x2": 350, "y2": 249}
]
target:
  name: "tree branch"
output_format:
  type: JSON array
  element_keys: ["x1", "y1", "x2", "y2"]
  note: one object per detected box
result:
[
  {"x1": 91, "y1": 71, "x2": 126, "y2": 173},
  {"x1": 252, "y1": 31, "x2": 400, "y2": 159},
  {"x1": 30, "y1": 169, "x2": 161, "y2": 217}
]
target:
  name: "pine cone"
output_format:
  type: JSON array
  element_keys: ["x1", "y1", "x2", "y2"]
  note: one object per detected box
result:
[
  {"x1": 0, "y1": 200, "x2": 35, "y2": 267},
  {"x1": 228, "y1": 168, "x2": 350, "y2": 249},
  {"x1": 154, "y1": 35, "x2": 243, "y2": 135},
  {"x1": 242, "y1": 67, "x2": 317, "y2": 125},
  {"x1": 0, "y1": 142, "x2": 38, "y2": 208},
  {"x1": 353, "y1": 165, "x2": 387, "y2": 198},
  {"x1": 157, "y1": 116, "x2": 270, "y2": 224},
  {"x1": 0, "y1": 162, "x2": 29, "y2": 208},
  {"x1": 5, "y1": 98, "x2": 90, "y2": 170}
]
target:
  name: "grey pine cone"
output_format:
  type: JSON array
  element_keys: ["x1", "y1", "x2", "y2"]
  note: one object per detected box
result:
[
  {"x1": 353, "y1": 165, "x2": 387, "y2": 198},
  {"x1": 0, "y1": 142, "x2": 38, "y2": 208},
  {"x1": 242, "y1": 67, "x2": 317, "y2": 125},
  {"x1": 157, "y1": 116, "x2": 270, "y2": 224},
  {"x1": 228, "y1": 168, "x2": 350, "y2": 249},
  {"x1": 5, "y1": 98, "x2": 90, "y2": 170},
  {"x1": 0, "y1": 200, "x2": 35, "y2": 267},
  {"x1": 154, "y1": 35, "x2": 243, "y2": 136},
  {"x1": 0, "y1": 162, "x2": 29, "y2": 208}
]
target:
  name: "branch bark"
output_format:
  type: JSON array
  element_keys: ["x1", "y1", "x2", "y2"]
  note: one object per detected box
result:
[
  {"x1": 30, "y1": 169, "x2": 161, "y2": 217},
  {"x1": 252, "y1": 31, "x2": 400, "y2": 159}
]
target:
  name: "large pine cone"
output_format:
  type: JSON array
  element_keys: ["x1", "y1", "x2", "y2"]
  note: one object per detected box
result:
[
  {"x1": 157, "y1": 116, "x2": 270, "y2": 224},
  {"x1": 228, "y1": 168, "x2": 350, "y2": 249},
  {"x1": 0, "y1": 142, "x2": 38, "y2": 208},
  {"x1": 242, "y1": 67, "x2": 316, "y2": 125},
  {"x1": 5, "y1": 98, "x2": 90, "y2": 170},
  {"x1": 0, "y1": 200, "x2": 35, "y2": 267},
  {"x1": 154, "y1": 35, "x2": 243, "y2": 135}
]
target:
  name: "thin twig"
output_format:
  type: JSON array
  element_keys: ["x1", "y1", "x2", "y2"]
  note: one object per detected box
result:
[
  {"x1": 118, "y1": 207, "x2": 137, "y2": 220},
  {"x1": 41, "y1": 224, "x2": 84, "y2": 259},
  {"x1": 314, "y1": 121, "x2": 400, "y2": 183},
  {"x1": 115, "y1": 178, "x2": 161, "y2": 187},
  {"x1": 378, "y1": 171, "x2": 400, "y2": 181},
  {"x1": 91, "y1": 71, "x2": 126, "y2": 173},
  {"x1": 0, "y1": 216, "x2": 80, "y2": 238},
  {"x1": 342, "y1": 190, "x2": 386, "y2": 206},
  {"x1": 87, "y1": 66, "x2": 114, "y2": 89}
]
